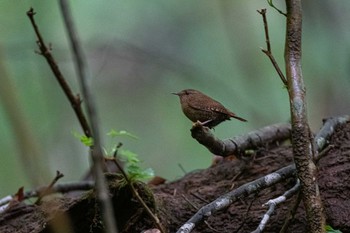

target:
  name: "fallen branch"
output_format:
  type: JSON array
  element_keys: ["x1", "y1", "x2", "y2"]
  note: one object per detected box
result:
[
  {"x1": 191, "y1": 123, "x2": 291, "y2": 157},
  {"x1": 176, "y1": 164, "x2": 296, "y2": 233},
  {"x1": 314, "y1": 115, "x2": 350, "y2": 152},
  {"x1": 0, "y1": 181, "x2": 94, "y2": 208},
  {"x1": 251, "y1": 179, "x2": 300, "y2": 233}
]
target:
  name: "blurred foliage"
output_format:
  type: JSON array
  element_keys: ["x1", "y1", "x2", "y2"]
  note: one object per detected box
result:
[
  {"x1": 0, "y1": 1, "x2": 349, "y2": 196},
  {"x1": 325, "y1": 225, "x2": 342, "y2": 233}
]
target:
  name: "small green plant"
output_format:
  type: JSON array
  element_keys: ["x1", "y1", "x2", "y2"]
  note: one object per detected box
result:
[
  {"x1": 325, "y1": 225, "x2": 342, "y2": 233},
  {"x1": 107, "y1": 129, "x2": 139, "y2": 139},
  {"x1": 73, "y1": 129, "x2": 154, "y2": 184},
  {"x1": 72, "y1": 131, "x2": 93, "y2": 147},
  {"x1": 116, "y1": 148, "x2": 154, "y2": 184}
]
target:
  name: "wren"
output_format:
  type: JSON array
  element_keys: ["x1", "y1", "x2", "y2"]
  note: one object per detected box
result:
[{"x1": 173, "y1": 89, "x2": 247, "y2": 128}]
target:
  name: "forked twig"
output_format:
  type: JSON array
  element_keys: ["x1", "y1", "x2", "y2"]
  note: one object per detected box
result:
[
  {"x1": 257, "y1": 9, "x2": 287, "y2": 86},
  {"x1": 36, "y1": 171, "x2": 64, "y2": 204},
  {"x1": 251, "y1": 179, "x2": 300, "y2": 233}
]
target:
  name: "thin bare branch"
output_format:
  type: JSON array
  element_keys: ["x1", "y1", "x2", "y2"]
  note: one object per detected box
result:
[
  {"x1": 0, "y1": 181, "x2": 94, "y2": 210},
  {"x1": 267, "y1": 0, "x2": 287, "y2": 16},
  {"x1": 252, "y1": 179, "x2": 300, "y2": 233},
  {"x1": 57, "y1": 1, "x2": 117, "y2": 232},
  {"x1": 36, "y1": 170, "x2": 64, "y2": 203},
  {"x1": 257, "y1": 9, "x2": 287, "y2": 86},
  {"x1": 279, "y1": 189, "x2": 302, "y2": 233},
  {"x1": 26, "y1": 8, "x2": 92, "y2": 138}
]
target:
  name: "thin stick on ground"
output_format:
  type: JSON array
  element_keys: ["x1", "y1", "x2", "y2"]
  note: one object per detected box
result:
[
  {"x1": 279, "y1": 189, "x2": 302, "y2": 233},
  {"x1": 251, "y1": 179, "x2": 300, "y2": 233},
  {"x1": 0, "y1": 180, "x2": 94, "y2": 209},
  {"x1": 176, "y1": 164, "x2": 296, "y2": 233}
]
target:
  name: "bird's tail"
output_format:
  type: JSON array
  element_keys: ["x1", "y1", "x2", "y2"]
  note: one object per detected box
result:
[{"x1": 229, "y1": 113, "x2": 247, "y2": 122}]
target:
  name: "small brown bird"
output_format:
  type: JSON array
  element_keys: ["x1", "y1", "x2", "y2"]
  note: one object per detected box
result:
[{"x1": 173, "y1": 89, "x2": 247, "y2": 128}]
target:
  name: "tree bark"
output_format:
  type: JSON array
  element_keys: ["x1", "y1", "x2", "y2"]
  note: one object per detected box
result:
[{"x1": 284, "y1": 1, "x2": 326, "y2": 232}]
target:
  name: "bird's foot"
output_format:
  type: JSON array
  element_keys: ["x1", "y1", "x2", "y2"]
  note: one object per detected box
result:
[{"x1": 192, "y1": 120, "x2": 212, "y2": 128}]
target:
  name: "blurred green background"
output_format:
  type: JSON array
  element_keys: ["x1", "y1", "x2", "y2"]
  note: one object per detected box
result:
[{"x1": 1, "y1": 1, "x2": 349, "y2": 196}]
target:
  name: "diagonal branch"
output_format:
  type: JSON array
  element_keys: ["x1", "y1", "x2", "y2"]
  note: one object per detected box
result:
[
  {"x1": 257, "y1": 8, "x2": 287, "y2": 86},
  {"x1": 26, "y1": 8, "x2": 91, "y2": 138}
]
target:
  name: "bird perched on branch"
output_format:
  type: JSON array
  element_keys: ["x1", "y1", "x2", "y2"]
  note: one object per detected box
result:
[{"x1": 173, "y1": 89, "x2": 247, "y2": 128}]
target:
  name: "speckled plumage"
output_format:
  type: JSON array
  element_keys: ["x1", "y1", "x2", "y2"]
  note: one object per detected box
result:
[{"x1": 173, "y1": 89, "x2": 247, "y2": 128}]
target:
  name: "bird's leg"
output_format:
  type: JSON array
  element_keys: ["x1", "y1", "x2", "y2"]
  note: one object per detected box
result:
[{"x1": 192, "y1": 119, "x2": 213, "y2": 128}]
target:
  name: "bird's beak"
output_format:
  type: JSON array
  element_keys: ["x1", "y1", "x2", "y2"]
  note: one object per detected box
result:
[{"x1": 172, "y1": 92, "x2": 179, "y2": 96}]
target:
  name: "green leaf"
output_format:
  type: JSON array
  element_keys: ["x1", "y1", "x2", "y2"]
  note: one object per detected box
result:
[
  {"x1": 119, "y1": 149, "x2": 139, "y2": 163},
  {"x1": 128, "y1": 167, "x2": 155, "y2": 181},
  {"x1": 325, "y1": 225, "x2": 342, "y2": 233},
  {"x1": 107, "y1": 129, "x2": 138, "y2": 139},
  {"x1": 140, "y1": 167, "x2": 155, "y2": 179},
  {"x1": 72, "y1": 131, "x2": 94, "y2": 147}
]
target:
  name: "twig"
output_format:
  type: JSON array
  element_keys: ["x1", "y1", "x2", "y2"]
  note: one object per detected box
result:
[
  {"x1": 178, "y1": 163, "x2": 187, "y2": 174},
  {"x1": 26, "y1": 8, "x2": 92, "y2": 138},
  {"x1": 251, "y1": 179, "x2": 300, "y2": 233},
  {"x1": 313, "y1": 115, "x2": 350, "y2": 164},
  {"x1": 181, "y1": 194, "x2": 198, "y2": 209},
  {"x1": 57, "y1": 1, "x2": 117, "y2": 233},
  {"x1": 314, "y1": 115, "x2": 350, "y2": 153},
  {"x1": 191, "y1": 123, "x2": 291, "y2": 157},
  {"x1": 0, "y1": 181, "x2": 94, "y2": 211},
  {"x1": 235, "y1": 195, "x2": 257, "y2": 233},
  {"x1": 267, "y1": 0, "x2": 287, "y2": 16},
  {"x1": 257, "y1": 9, "x2": 287, "y2": 86},
  {"x1": 36, "y1": 171, "x2": 64, "y2": 204},
  {"x1": 258, "y1": 9, "x2": 271, "y2": 53},
  {"x1": 176, "y1": 164, "x2": 296, "y2": 233},
  {"x1": 189, "y1": 192, "x2": 210, "y2": 205},
  {"x1": 314, "y1": 145, "x2": 333, "y2": 163},
  {"x1": 279, "y1": 189, "x2": 302, "y2": 233},
  {"x1": 112, "y1": 150, "x2": 166, "y2": 233},
  {"x1": 181, "y1": 194, "x2": 220, "y2": 233}
]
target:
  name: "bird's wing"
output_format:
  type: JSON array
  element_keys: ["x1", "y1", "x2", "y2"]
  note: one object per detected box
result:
[
  {"x1": 188, "y1": 102, "x2": 212, "y2": 112},
  {"x1": 188, "y1": 102, "x2": 226, "y2": 115}
]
